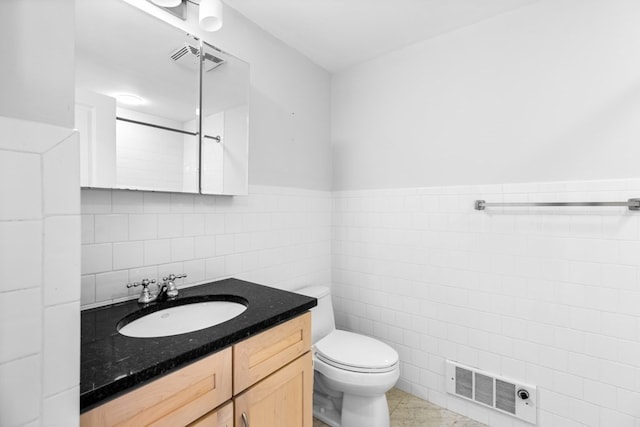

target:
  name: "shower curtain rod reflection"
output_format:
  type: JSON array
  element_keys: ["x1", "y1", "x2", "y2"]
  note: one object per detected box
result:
[
  {"x1": 474, "y1": 199, "x2": 640, "y2": 211},
  {"x1": 116, "y1": 116, "x2": 221, "y2": 142}
]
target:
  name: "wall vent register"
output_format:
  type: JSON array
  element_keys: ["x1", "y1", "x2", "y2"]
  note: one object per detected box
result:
[{"x1": 446, "y1": 360, "x2": 536, "y2": 425}]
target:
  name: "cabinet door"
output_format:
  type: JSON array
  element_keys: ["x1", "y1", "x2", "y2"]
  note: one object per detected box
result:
[
  {"x1": 234, "y1": 352, "x2": 313, "y2": 427},
  {"x1": 188, "y1": 401, "x2": 233, "y2": 427}
]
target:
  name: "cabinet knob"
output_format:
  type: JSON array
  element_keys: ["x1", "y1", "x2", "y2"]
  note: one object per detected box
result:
[{"x1": 241, "y1": 412, "x2": 249, "y2": 427}]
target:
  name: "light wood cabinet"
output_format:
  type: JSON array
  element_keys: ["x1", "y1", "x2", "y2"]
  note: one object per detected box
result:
[
  {"x1": 234, "y1": 352, "x2": 313, "y2": 427},
  {"x1": 188, "y1": 402, "x2": 233, "y2": 427},
  {"x1": 81, "y1": 312, "x2": 312, "y2": 427},
  {"x1": 80, "y1": 347, "x2": 232, "y2": 427},
  {"x1": 233, "y1": 312, "x2": 311, "y2": 394}
]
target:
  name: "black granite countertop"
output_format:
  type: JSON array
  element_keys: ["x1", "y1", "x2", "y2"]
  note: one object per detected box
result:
[{"x1": 80, "y1": 278, "x2": 316, "y2": 412}]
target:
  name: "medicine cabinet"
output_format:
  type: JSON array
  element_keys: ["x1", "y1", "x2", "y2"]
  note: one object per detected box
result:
[{"x1": 75, "y1": 0, "x2": 249, "y2": 195}]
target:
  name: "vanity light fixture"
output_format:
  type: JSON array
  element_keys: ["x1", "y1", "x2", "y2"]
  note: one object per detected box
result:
[
  {"x1": 199, "y1": 0, "x2": 223, "y2": 31},
  {"x1": 147, "y1": 0, "x2": 224, "y2": 32}
]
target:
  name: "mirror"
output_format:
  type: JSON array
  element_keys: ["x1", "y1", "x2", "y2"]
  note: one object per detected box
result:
[
  {"x1": 75, "y1": 0, "x2": 249, "y2": 195},
  {"x1": 200, "y1": 42, "x2": 250, "y2": 195}
]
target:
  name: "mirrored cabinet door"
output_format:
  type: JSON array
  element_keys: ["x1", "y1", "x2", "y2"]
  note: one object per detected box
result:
[
  {"x1": 75, "y1": 0, "x2": 249, "y2": 195},
  {"x1": 200, "y1": 43, "x2": 250, "y2": 195}
]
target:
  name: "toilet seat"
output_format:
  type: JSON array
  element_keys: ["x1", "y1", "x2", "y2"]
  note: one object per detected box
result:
[{"x1": 314, "y1": 330, "x2": 399, "y2": 373}]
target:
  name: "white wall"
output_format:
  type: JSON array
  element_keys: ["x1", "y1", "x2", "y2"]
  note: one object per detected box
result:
[
  {"x1": 0, "y1": 1, "x2": 80, "y2": 426},
  {"x1": 0, "y1": 119, "x2": 80, "y2": 427},
  {"x1": 81, "y1": 186, "x2": 331, "y2": 307},
  {"x1": 332, "y1": 0, "x2": 640, "y2": 191},
  {"x1": 125, "y1": 0, "x2": 332, "y2": 191},
  {"x1": 333, "y1": 179, "x2": 640, "y2": 426},
  {"x1": 0, "y1": 0, "x2": 75, "y2": 128},
  {"x1": 331, "y1": 1, "x2": 640, "y2": 426}
]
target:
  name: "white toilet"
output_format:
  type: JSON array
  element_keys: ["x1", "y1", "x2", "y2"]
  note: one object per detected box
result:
[{"x1": 297, "y1": 286, "x2": 400, "y2": 427}]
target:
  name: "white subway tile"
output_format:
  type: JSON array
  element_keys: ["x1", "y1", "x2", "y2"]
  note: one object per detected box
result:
[
  {"x1": 600, "y1": 408, "x2": 635, "y2": 427},
  {"x1": 82, "y1": 243, "x2": 112, "y2": 275},
  {"x1": 113, "y1": 241, "x2": 143, "y2": 270},
  {"x1": 95, "y1": 270, "x2": 129, "y2": 301},
  {"x1": 43, "y1": 386, "x2": 79, "y2": 427},
  {"x1": 0, "y1": 288, "x2": 41, "y2": 363},
  {"x1": 0, "y1": 221, "x2": 42, "y2": 291},
  {"x1": 194, "y1": 235, "x2": 216, "y2": 259},
  {"x1": 183, "y1": 259, "x2": 205, "y2": 284},
  {"x1": 225, "y1": 213, "x2": 243, "y2": 233},
  {"x1": 81, "y1": 214, "x2": 94, "y2": 244},
  {"x1": 157, "y1": 213, "x2": 183, "y2": 238},
  {"x1": 44, "y1": 216, "x2": 81, "y2": 306},
  {"x1": 81, "y1": 275, "x2": 95, "y2": 306},
  {"x1": 143, "y1": 240, "x2": 171, "y2": 266},
  {"x1": 584, "y1": 379, "x2": 617, "y2": 408},
  {"x1": 225, "y1": 254, "x2": 243, "y2": 276},
  {"x1": 205, "y1": 213, "x2": 225, "y2": 235},
  {"x1": 81, "y1": 189, "x2": 111, "y2": 214},
  {"x1": 143, "y1": 192, "x2": 171, "y2": 213},
  {"x1": 171, "y1": 237, "x2": 195, "y2": 262},
  {"x1": 216, "y1": 234, "x2": 235, "y2": 256},
  {"x1": 43, "y1": 302, "x2": 79, "y2": 397},
  {"x1": 94, "y1": 214, "x2": 128, "y2": 243},
  {"x1": 0, "y1": 150, "x2": 41, "y2": 220},
  {"x1": 129, "y1": 214, "x2": 157, "y2": 241},
  {"x1": 43, "y1": 133, "x2": 80, "y2": 215},
  {"x1": 0, "y1": 355, "x2": 41, "y2": 426},
  {"x1": 170, "y1": 193, "x2": 194, "y2": 213},
  {"x1": 112, "y1": 190, "x2": 144, "y2": 214},
  {"x1": 205, "y1": 256, "x2": 225, "y2": 279},
  {"x1": 183, "y1": 213, "x2": 205, "y2": 237}
]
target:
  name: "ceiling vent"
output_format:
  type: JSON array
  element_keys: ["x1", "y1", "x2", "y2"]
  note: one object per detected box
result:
[
  {"x1": 170, "y1": 43, "x2": 225, "y2": 72},
  {"x1": 446, "y1": 360, "x2": 537, "y2": 425}
]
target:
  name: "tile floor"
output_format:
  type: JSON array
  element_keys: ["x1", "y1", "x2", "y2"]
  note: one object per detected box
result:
[{"x1": 313, "y1": 388, "x2": 487, "y2": 427}]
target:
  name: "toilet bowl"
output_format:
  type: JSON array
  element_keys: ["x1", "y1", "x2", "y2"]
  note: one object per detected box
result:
[{"x1": 296, "y1": 286, "x2": 400, "y2": 427}]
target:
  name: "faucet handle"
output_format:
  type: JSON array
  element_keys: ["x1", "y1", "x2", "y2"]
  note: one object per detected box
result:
[
  {"x1": 126, "y1": 278, "x2": 156, "y2": 288},
  {"x1": 162, "y1": 273, "x2": 187, "y2": 282},
  {"x1": 127, "y1": 279, "x2": 157, "y2": 304}
]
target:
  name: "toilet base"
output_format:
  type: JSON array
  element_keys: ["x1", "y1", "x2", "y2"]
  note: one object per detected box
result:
[
  {"x1": 342, "y1": 393, "x2": 390, "y2": 427},
  {"x1": 312, "y1": 390, "x2": 390, "y2": 427},
  {"x1": 312, "y1": 390, "x2": 341, "y2": 426}
]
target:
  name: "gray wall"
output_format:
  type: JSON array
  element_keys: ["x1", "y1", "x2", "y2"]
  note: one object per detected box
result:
[{"x1": 331, "y1": 0, "x2": 640, "y2": 191}]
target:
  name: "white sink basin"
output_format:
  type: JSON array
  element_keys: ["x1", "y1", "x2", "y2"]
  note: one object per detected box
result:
[{"x1": 118, "y1": 301, "x2": 247, "y2": 338}]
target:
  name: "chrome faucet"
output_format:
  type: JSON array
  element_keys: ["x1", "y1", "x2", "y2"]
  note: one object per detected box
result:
[
  {"x1": 162, "y1": 273, "x2": 187, "y2": 299},
  {"x1": 126, "y1": 278, "x2": 157, "y2": 304},
  {"x1": 127, "y1": 273, "x2": 187, "y2": 304}
]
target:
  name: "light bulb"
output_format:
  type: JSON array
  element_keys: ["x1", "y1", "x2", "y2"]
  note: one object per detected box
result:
[{"x1": 199, "y1": 0, "x2": 223, "y2": 32}]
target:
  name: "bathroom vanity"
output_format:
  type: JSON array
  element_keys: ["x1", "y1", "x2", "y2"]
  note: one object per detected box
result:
[{"x1": 80, "y1": 279, "x2": 316, "y2": 426}]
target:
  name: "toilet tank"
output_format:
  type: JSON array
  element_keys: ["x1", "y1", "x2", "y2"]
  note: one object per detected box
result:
[{"x1": 296, "y1": 285, "x2": 335, "y2": 344}]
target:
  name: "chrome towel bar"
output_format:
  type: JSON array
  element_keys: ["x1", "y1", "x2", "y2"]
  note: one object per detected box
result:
[{"x1": 474, "y1": 198, "x2": 640, "y2": 211}]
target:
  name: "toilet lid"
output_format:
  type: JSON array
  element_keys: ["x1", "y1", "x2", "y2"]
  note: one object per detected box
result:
[{"x1": 314, "y1": 330, "x2": 399, "y2": 373}]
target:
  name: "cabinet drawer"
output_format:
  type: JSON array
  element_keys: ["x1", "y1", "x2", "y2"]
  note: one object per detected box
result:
[
  {"x1": 188, "y1": 401, "x2": 233, "y2": 427},
  {"x1": 233, "y1": 312, "x2": 311, "y2": 394},
  {"x1": 80, "y1": 347, "x2": 232, "y2": 427}
]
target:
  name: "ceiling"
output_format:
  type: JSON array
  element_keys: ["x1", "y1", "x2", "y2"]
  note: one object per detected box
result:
[{"x1": 224, "y1": 0, "x2": 540, "y2": 73}]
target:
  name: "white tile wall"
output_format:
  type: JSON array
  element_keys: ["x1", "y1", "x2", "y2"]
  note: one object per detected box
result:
[
  {"x1": 333, "y1": 179, "x2": 640, "y2": 427},
  {"x1": 0, "y1": 117, "x2": 80, "y2": 427},
  {"x1": 81, "y1": 185, "x2": 332, "y2": 307}
]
